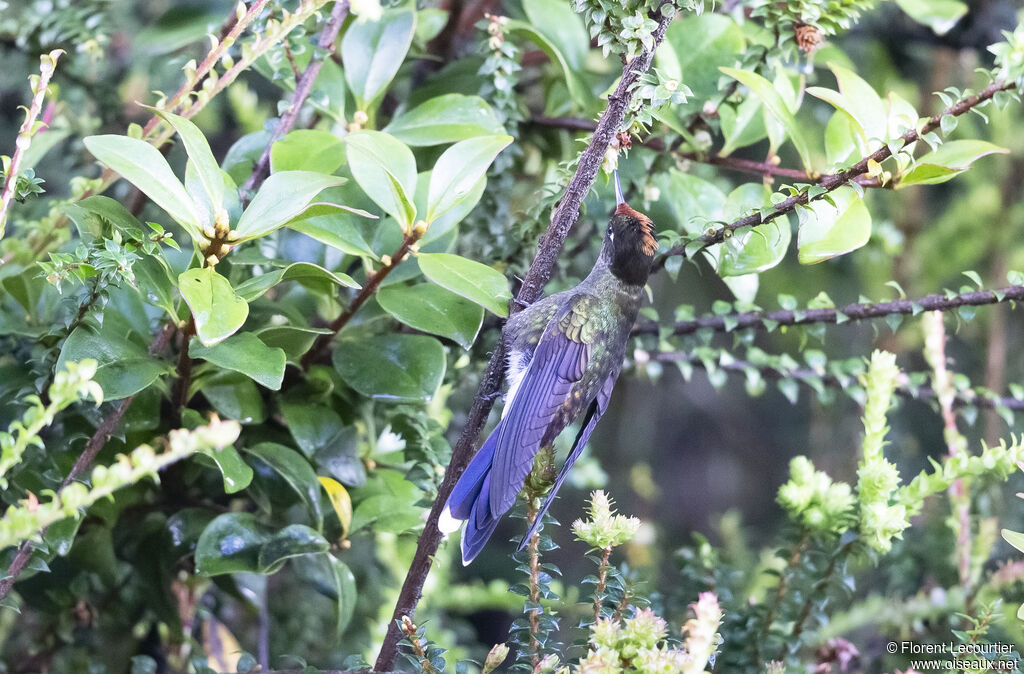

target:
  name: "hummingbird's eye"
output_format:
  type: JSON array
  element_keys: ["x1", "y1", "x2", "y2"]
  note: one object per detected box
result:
[{"x1": 608, "y1": 227, "x2": 614, "y2": 243}]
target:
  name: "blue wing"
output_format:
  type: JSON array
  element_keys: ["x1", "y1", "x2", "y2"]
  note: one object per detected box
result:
[
  {"x1": 442, "y1": 294, "x2": 600, "y2": 564},
  {"x1": 517, "y1": 370, "x2": 617, "y2": 548}
]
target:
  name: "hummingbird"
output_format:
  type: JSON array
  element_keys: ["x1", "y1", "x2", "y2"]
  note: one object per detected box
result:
[{"x1": 439, "y1": 171, "x2": 658, "y2": 564}]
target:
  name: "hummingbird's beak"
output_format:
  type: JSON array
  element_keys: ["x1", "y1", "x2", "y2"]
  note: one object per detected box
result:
[{"x1": 614, "y1": 170, "x2": 625, "y2": 207}]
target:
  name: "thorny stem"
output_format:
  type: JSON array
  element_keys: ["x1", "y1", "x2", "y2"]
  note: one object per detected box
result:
[
  {"x1": 242, "y1": 0, "x2": 350, "y2": 201},
  {"x1": 527, "y1": 500, "x2": 542, "y2": 669},
  {"x1": 648, "y1": 350, "x2": 1024, "y2": 413},
  {"x1": 399, "y1": 616, "x2": 438, "y2": 674},
  {"x1": 0, "y1": 322, "x2": 176, "y2": 601},
  {"x1": 630, "y1": 285, "x2": 1024, "y2": 337},
  {"x1": 783, "y1": 539, "x2": 855, "y2": 661},
  {"x1": 755, "y1": 529, "x2": 809, "y2": 664},
  {"x1": 372, "y1": 6, "x2": 675, "y2": 670},
  {"x1": 0, "y1": 49, "x2": 62, "y2": 240},
  {"x1": 656, "y1": 79, "x2": 1017, "y2": 266},
  {"x1": 923, "y1": 312, "x2": 973, "y2": 598},
  {"x1": 593, "y1": 546, "x2": 613, "y2": 623}
]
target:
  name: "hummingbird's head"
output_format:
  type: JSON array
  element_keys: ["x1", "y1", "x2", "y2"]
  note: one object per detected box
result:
[{"x1": 604, "y1": 171, "x2": 657, "y2": 286}]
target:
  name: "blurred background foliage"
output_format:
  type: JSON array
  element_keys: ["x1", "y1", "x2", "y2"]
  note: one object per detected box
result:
[{"x1": 4, "y1": 0, "x2": 1024, "y2": 672}]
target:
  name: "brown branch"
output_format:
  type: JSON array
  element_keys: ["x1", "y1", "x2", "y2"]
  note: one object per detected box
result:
[
  {"x1": 657, "y1": 79, "x2": 1016, "y2": 265},
  {"x1": 301, "y1": 231, "x2": 420, "y2": 370},
  {"x1": 242, "y1": 0, "x2": 350, "y2": 201},
  {"x1": 371, "y1": 6, "x2": 676, "y2": 671},
  {"x1": 648, "y1": 350, "x2": 1024, "y2": 412},
  {"x1": 529, "y1": 115, "x2": 879, "y2": 183},
  {"x1": 140, "y1": 0, "x2": 271, "y2": 138},
  {"x1": 0, "y1": 322, "x2": 176, "y2": 602},
  {"x1": 631, "y1": 285, "x2": 1024, "y2": 337}
]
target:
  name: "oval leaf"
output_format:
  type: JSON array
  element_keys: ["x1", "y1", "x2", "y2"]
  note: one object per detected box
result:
[
  {"x1": 345, "y1": 131, "x2": 417, "y2": 228},
  {"x1": 384, "y1": 94, "x2": 505, "y2": 146},
  {"x1": 342, "y1": 9, "x2": 416, "y2": 107},
  {"x1": 235, "y1": 171, "x2": 345, "y2": 240},
  {"x1": 378, "y1": 283, "x2": 483, "y2": 349},
  {"x1": 83, "y1": 134, "x2": 202, "y2": 239},
  {"x1": 426, "y1": 135, "x2": 512, "y2": 223},
  {"x1": 333, "y1": 333, "x2": 446, "y2": 403},
  {"x1": 179, "y1": 266, "x2": 250, "y2": 347},
  {"x1": 417, "y1": 252, "x2": 511, "y2": 316},
  {"x1": 189, "y1": 332, "x2": 287, "y2": 390},
  {"x1": 797, "y1": 186, "x2": 871, "y2": 264}
]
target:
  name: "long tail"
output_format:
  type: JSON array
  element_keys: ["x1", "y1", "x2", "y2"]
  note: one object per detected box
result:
[{"x1": 439, "y1": 424, "x2": 503, "y2": 565}]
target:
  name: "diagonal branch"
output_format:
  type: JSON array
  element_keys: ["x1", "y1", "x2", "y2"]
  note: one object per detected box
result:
[
  {"x1": 242, "y1": 0, "x2": 350, "y2": 200},
  {"x1": 631, "y1": 285, "x2": 1024, "y2": 337},
  {"x1": 656, "y1": 79, "x2": 1016, "y2": 265},
  {"x1": 371, "y1": 5, "x2": 676, "y2": 671},
  {"x1": 648, "y1": 349, "x2": 1024, "y2": 413}
]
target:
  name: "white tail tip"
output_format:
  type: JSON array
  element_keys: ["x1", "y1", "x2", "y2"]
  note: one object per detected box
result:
[{"x1": 438, "y1": 506, "x2": 463, "y2": 535}]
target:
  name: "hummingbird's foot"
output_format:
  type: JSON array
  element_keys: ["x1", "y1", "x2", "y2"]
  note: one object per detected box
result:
[
  {"x1": 483, "y1": 390, "x2": 503, "y2": 403},
  {"x1": 512, "y1": 297, "x2": 532, "y2": 310}
]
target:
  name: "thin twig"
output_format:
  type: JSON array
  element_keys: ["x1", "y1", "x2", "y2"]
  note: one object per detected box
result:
[
  {"x1": 242, "y1": 0, "x2": 350, "y2": 201},
  {"x1": 657, "y1": 80, "x2": 1016, "y2": 265},
  {"x1": 139, "y1": 0, "x2": 271, "y2": 138},
  {"x1": 0, "y1": 50, "x2": 62, "y2": 239},
  {"x1": 631, "y1": 285, "x2": 1024, "y2": 337},
  {"x1": 648, "y1": 349, "x2": 1024, "y2": 412},
  {"x1": 593, "y1": 546, "x2": 612, "y2": 623},
  {"x1": 371, "y1": 6, "x2": 676, "y2": 670},
  {"x1": 0, "y1": 322, "x2": 176, "y2": 602}
]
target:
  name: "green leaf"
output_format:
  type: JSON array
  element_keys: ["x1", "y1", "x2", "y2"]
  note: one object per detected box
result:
[
  {"x1": 898, "y1": 140, "x2": 1009, "y2": 188},
  {"x1": 83, "y1": 135, "x2": 202, "y2": 240},
  {"x1": 417, "y1": 252, "x2": 511, "y2": 316},
  {"x1": 824, "y1": 110, "x2": 867, "y2": 167},
  {"x1": 288, "y1": 204, "x2": 378, "y2": 259},
  {"x1": 195, "y1": 513, "x2": 327, "y2": 576},
  {"x1": 57, "y1": 323, "x2": 169, "y2": 401},
  {"x1": 342, "y1": 9, "x2": 416, "y2": 107},
  {"x1": 378, "y1": 284, "x2": 483, "y2": 349},
  {"x1": 426, "y1": 135, "x2": 512, "y2": 223},
  {"x1": 189, "y1": 332, "x2": 286, "y2": 390},
  {"x1": 328, "y1": 557, "x2": 357, "y2": 638},
  {"x1": 179, "y1": 266, "x2": 250, "y2": 347},
  {"x1": 245, "y1": 443, "x2": 323, "y2": 528},
  {"x1": 257, "y1": 524, "x2": 329, "y2": 574},
  {"x1": 131, "y1": 255, "x2": 177, "y2": 316},
  {"x1": 719, "y1": 184, "x2": 790, "y2": 276},
  {"x1": 719, "y1": 97, "x2": 767, "y2": 157},
  {"x1": 198, "y1": 371, "x2": 267, "y2": 424},
  {"x1": 151, "y1": 108, "x2": 227, "y2": 214},
  {"x1": 333, "y1": 334, "x2": 446, "y2": 403},
  {"x1": 720, "y1": 67, "x2": 814, "y2": 172},
  {"x1": 201, "y1": 443, "x2": 254, "y2": 494},
  {"x1": 505, "y1": 19, "x2": 586, "y2": 108},
  {"x1": 657, "y1": 13, "x2": 745, "y2": 110},
  {"x1": 235, "y1": 171, "x2": 345, "y2": 240},
  {"x1": 522, "y1": 0, "x2": 590, "y2": 70},
  {"x1": 797, "y1": 186, "x2": 871, "y2": 264},
  {"x1": 257, "y1": 326, "x2": 332, "y2": 364},
  {"x1": 1003, "y1": 528, "x2": 1024, "y2": 554},
  {"x1": 233, "y1": 261, "x2": 359, "y2": 302},
  {"x1": 894, "y1": 0, "x2": 967, "y2": 35},
  {"x1": 270, "y1": 129, "x2": 345, "y2": 174},
  {"x1": 345, "y1": 131, "x2": 417, "y2": 228},
  {"x1": 807, "y1": 63, "x2": 886, "y2": 148},
  {"x1": 383, "y1": 94, "x2": 505, "y2": 146}
]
